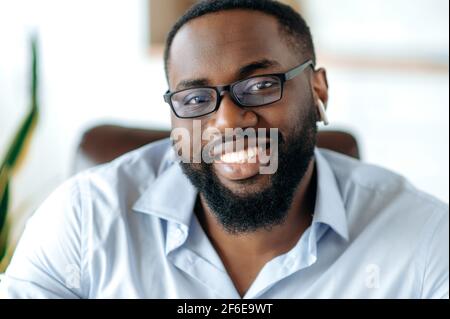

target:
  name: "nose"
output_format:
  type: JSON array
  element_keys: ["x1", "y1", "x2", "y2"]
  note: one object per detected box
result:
[{"x1": 212, "y1": 94, "x2": 258, "y2": 132}]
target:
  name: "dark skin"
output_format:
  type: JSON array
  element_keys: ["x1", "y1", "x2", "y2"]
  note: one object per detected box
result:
[{"x1": 168, "y1": 10, "x2": 329, "y2": 297}]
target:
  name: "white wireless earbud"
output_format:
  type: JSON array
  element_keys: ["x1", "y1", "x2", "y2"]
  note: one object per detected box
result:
[{"x1": 317, "y1": 99, "x2": 329, "y2": 126}]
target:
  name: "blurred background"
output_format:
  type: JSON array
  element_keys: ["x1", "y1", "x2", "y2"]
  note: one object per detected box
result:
[{"x1": 0, "y1": 0, "x2": 449, "y2": 262}]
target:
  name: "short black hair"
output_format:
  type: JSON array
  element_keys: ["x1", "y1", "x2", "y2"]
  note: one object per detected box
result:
[{"x1": 164, "y1": 0, "x2": 316, "y2": 81}]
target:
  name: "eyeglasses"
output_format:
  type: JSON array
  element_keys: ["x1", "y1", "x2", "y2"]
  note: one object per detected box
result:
[{"x1": 164, "y1": 59, "x2": 314, "y2": 119}]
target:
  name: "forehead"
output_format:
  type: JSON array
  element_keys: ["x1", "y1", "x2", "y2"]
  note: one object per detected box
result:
[{"x1": 168, "y1": 10, "x2": 298, "y2": 88}]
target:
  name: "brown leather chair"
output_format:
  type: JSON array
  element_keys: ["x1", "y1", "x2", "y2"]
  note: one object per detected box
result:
[{"x1": 72, "y1": 124, "x2": 360, "y2": 173}]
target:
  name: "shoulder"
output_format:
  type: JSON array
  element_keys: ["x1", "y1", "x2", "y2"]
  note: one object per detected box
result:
[
  {"x1": 319, "y1": 149, "x2": 448, "y2": 297},
  {"x1": 319, "y1": 148, "x2": 448, "y2": 216},
  {"x1": 319, "y1": 148, "x2": 448, "y2": 250},
  {"x1": 78, "y1": 138, "x2": 173, "y2": 187},
  {"x1": 72, "y1": 138, "x2": 173, "y2": 208},
  {"x1": 36, "y1": 138, "x2": 175, "y2": 243}
]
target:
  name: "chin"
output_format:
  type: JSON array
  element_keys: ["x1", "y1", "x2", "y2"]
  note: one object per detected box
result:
[{"x1": 215, "y1": 171, "x2": 273, "y2": 197}]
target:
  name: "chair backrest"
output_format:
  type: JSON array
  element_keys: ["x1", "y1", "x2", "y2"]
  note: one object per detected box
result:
[{"x1": 72, "y1": 124, "x2": 360, "y2": 173}]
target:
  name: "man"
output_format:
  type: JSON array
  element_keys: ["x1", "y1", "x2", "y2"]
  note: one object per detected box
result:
[{"x1": 1, "y1": 0, "x2": 448, "y2": 298}]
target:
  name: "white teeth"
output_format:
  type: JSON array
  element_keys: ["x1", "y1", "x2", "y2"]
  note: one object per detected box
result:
[
  {"x1": 248, "y1": 147, "x2": 256, "y2": 159},
  {"x1": 219, "y1": 146, "x2": 260, "y2": 164},
  {"x1": 238, "y1": 150, "x2": 246, "y2": 162}
]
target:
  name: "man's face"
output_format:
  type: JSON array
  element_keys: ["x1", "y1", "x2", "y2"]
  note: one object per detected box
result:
[{"x1": 167, "y1": 10, "x2": 320, "y2": 233}]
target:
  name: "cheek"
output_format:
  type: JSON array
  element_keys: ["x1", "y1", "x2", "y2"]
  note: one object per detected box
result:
[
  {"x1": 277, "y1": 84, "x2": 314, "y2": 127},
  {"x1": 255, "y1": 90, "x2": 313, "y2": 145},
  {"x1": 256, "y1": 102, "x2": 300, "y2": 136}
]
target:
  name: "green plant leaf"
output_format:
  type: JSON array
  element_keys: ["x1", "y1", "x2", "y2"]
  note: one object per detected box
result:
[
  {"x1": 0, "y1": 35, "x2": 40, "y2": 265},
  {"x1": 0, "y1": 181, "x2": 9, "y2": 261},
  {"x1": 1, "y1": 109, "x2": 38, "y2": 170},
  {"x1": 0, "y1": 161, "x2": 10, "y2": 228},
  {"x1": 1, "y1": 37, "x2": 39, "y2": 170}
]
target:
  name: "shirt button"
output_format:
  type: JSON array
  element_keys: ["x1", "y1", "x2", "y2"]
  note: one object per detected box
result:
[
  {"x1": 174, "y1": 228, "x2": 184, "y2": 243},
  {"x1": 286, "y1": 257, "x2": 295, "y2": 268}
]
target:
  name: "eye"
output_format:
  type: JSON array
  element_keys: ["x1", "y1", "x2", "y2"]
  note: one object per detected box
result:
[
  {"x1": 242, "y1": 78, "x2": 280, "y2": 94},
  {"x1": 250, "y1": 81, "x2": 275, "y2": 91},
  {"x1": 186, "y1": 96, "x2": 209, "y2": 105},
  {"x1": 183, "y1": 93, "x2": 213, "y2": 106}
]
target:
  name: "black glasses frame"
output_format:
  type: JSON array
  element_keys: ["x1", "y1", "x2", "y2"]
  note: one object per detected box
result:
[{"x1": 164, "y1": 59, "x2": 314, "y2": 119}]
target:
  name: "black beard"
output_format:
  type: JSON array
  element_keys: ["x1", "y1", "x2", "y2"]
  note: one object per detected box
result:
[{"x1": 179, "y1": 104, "x2": 317, "y2": 234}]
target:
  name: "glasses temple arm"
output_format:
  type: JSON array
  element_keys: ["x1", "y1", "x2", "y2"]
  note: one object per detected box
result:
[{"x1": 284, "y1": 60, "x2": 315, "y2": 81}]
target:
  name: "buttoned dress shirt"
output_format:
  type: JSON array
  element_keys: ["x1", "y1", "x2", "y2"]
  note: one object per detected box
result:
[{"x1": 0, "y1": 139, "x2": 448, "y2": 298}]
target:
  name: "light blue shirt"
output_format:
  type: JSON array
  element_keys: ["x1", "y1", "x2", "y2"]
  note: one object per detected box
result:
[{"x1": 0, "y1": 139, "x2": 448, "y2": 299}]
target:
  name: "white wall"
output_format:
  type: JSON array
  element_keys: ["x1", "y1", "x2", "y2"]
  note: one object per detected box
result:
[
  {"x1": 303, "y1": 0, "x2": 449, "y2": 203},
  {"x1": 0, "y1": 0, "x2": 170, "y2": 236},
  {"x1": 304, "y1": 0, "x2": 449, "y2": 61}
]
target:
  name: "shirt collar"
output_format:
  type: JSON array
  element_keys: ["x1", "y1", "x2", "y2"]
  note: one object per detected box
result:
[
  {"x1": 132, "y1": 147, "x2": 198, "y2": 228},
  {"x1": 312, "y1": 148, "x2": 349, "y2": 241},
  {"x1": 132, "y1": 146, "x2": 349, "y2": 241}
]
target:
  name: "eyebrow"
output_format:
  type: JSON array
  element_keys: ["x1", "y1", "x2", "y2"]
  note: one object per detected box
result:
[
  {"x1": 237, "y1": 59, "x2": 281, "y2": 79},
  {"x1": 175, "y1": 59, "x2": 282, "y2": 91}
]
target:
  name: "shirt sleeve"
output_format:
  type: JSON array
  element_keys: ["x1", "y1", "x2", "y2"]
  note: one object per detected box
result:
[
  {"x1": 420, "y1": 206, "x2": 449, "y2": 299},
  {"x1": 0, "y1": 177, "x2": 85, "y2": 299}
]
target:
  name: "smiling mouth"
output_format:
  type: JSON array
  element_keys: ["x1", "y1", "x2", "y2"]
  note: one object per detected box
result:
[
  {"x1": 218, "y1": 145, "x2": 261, "y2": 164},
  {"x1": 209, "y1": 137, "x2": 274, "y2": 182},
  {"x1": 211, "y1": 138, "x2": 271, "y2": 164}
]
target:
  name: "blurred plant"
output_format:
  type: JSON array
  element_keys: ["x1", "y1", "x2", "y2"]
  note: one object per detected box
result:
[{"x1": 0, "y1": 36, "x2": 39, "y2": 269}]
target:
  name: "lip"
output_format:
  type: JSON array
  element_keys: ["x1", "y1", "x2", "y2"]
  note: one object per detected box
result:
[{"x1": 214, "y1": 161, "x2": 262, "y2": 181}]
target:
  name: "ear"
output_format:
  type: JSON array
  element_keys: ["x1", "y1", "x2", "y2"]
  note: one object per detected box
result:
[{"x1": 311, "y1": 67, "x2": 329, "y2": 112}]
